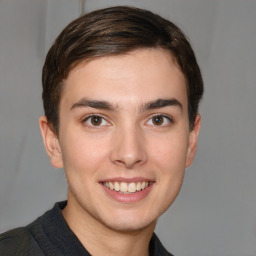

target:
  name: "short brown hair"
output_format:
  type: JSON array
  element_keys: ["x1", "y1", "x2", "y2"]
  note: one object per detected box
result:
[{"x1": 42, "y1": 6, "x2": 203, "y2": 134}]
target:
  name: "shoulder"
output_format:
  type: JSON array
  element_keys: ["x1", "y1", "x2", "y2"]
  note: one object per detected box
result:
[
  {"x1": 0, "y1": 202, "x2": 67, "y2": 256},
  {"x1": 0, "y1": 227, "x2": 30, "y2": 255},
  {"x1": 0, "y1": 227, "x2": 44, "y2": 256}
]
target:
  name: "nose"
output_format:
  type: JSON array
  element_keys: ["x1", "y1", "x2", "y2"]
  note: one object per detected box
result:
[{"x1": 110, "y1": 125, "x2": 147, "y2": 169}]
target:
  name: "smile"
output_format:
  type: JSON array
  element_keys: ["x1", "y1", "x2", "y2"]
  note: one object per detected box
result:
[{"x1": 102, "y1": 181, "x2": 151, "y2": 194}]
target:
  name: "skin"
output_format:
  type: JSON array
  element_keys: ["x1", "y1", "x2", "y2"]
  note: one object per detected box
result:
[{"x1": 40, "y1": 48, "x2": 201, "y2": 256}]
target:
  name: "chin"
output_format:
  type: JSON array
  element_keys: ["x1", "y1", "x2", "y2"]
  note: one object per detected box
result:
[
  {"x1": 105, "y1": 218, "x2": 155, "y2": 233},
  {"x1": 97, "y1": 210, "x2": 158, "y2": 233}
]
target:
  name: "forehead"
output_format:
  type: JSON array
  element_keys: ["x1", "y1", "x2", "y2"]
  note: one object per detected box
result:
[{"x1": 61, "y1": 48, "x2": 187, "y2": 110}]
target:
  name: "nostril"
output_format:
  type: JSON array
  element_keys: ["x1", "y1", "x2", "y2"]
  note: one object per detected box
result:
[{"x1": 113, "y1": 158, "x2": 145, "y2": 169}]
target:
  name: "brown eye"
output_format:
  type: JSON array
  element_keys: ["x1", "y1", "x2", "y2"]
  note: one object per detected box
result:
[
  {"x1": 84, "y1": 115, "x2": 108, "y2": 127},
  {"x1": 146, "y1": 115, "x2": 172, "y2": 127},
  {"x1": 152, "y1": 115, "x2": 164, "y2": 125},
  {"x1": 90, "y1": 116, "x2": 102, "y2": 126}
]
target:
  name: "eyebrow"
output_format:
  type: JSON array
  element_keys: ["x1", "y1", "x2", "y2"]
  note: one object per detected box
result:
[
  {"x1": 70, "y1": 98, "x2": 183, "y2": 112},
  {"x1": 141, "y1": 98, "x2": 183, "y2": 111},
  {"x1": 70, "y1": 98, "x2": 116, "y2": 111}
]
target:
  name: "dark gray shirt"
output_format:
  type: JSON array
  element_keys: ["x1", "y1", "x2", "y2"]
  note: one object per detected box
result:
[{"x1": 0, "y1": 201, "x2": 173, "y2": 256}]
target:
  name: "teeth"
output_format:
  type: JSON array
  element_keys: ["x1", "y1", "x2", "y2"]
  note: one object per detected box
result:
[
  {"x1": 136, "y1": 182, "x2": 142, "y2": 191},
  {"x1": 128, "y1": 183, "x2": 136, "y2": 193},
  {"x1": 109, "y1": 182, "x2": 114, "y2": 190},
  {"x1": 103, "y1": 181, "x2": 150, "y2": 193},
  {"x1": 120, "y1": 182, "x2": 128, "y2": 192},
  {"x1": 141, "y1": 182, "x2": 148, "y2": 190},
  {"x1": 114, "y1": 182, "x2": 120, "y2": 191}
]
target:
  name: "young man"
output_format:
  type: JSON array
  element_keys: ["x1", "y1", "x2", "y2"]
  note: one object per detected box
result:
[{"x1": 0, "y1": 6, "x2": 203, "y2": 256}]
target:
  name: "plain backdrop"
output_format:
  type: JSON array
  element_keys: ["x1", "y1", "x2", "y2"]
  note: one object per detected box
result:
[{"x1": 0, "y1": 1, "x2": 256, "y2": 256}]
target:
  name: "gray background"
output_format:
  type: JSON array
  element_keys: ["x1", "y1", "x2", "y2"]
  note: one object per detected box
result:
[{"x1": 0, "y1": 0, "x2": 256, "y2": 255}]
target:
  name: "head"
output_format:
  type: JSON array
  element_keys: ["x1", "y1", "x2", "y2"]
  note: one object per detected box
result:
[
  {"x1": 40, "y1": 6, "x2": 204, "y2": 235},
  {"x1": 42, "y1": 6, "x2": 203, "y2": 135}
]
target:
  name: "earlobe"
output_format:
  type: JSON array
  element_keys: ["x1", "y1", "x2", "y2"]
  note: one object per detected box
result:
[
  {"x1": 185, "y1": 114, "x2": 201, "y2": 167},
  {"x1": 39, "y1": 116, "x2": 64, "y2": 168}
]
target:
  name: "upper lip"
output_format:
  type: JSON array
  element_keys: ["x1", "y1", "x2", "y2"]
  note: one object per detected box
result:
[{"x1": 99, "y1": 177, "x2": 155, "y2": 183}]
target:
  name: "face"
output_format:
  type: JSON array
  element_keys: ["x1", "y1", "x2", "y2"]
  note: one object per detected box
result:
[{"x1": 40, "y1": 48, "x2": 200, "y2": 233}]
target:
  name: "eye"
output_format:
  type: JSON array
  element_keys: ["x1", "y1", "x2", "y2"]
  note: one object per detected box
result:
[
  {"x1": 146, "y1": 115, "x2": 172, "y2": 126},
  {"x1": 83, "y1": 115, "x2": 109, "y2": 127}
]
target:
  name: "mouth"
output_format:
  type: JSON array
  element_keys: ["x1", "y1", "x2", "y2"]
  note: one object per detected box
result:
[{"x1": 102, "y1": 181, "x2": 152, "y2": 194}]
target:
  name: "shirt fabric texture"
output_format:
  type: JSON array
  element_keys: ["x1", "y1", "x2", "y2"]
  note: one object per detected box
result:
[{"x1": 0, "y1": 201, "x2": 173, "y2": 256}]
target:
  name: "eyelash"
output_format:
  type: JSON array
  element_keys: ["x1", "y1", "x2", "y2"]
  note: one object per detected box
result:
[
  {"x1": 146, "y1": 114, "x2": 173, "y2": 127},
  {"x1": 82, "y1": 114, "x2": 110, "y2": 127},
  {"x1": 82, "y1": 113, "x2": 173, "y2": 127}
]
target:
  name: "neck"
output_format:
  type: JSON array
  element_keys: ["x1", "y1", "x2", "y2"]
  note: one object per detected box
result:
[{"x1": 62, "y1": 197, "x2": 156, "y2": 256}]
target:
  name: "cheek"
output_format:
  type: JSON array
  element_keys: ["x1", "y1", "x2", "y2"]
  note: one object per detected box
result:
[
  {"x1": 148, "y1": 132, "x2": 189, "y2": 169},
  {"x1": 60, "y1": 131, "x2": 110, "y2": 175}
]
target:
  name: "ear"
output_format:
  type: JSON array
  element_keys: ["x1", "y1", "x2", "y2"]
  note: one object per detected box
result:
[
  {"x1": 39, "y1": 116, "x2": 64, "y2": 168},
  {"x1": 185, "y1": 114, "x2": 201, "y2": 167}
]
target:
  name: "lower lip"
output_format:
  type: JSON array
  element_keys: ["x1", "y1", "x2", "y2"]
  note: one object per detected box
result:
[{"x1": 101, "y1": 183, "x2": 153, "y2": 203}]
